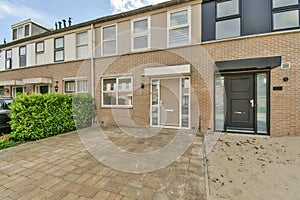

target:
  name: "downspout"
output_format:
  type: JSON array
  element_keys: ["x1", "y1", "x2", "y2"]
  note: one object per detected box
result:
[
  {"x1": 91, "y1": 23, "x2": 95, "y2": 99},
  {"x1": 91, "y1": 23, "x2": 96, "y2": 126}
]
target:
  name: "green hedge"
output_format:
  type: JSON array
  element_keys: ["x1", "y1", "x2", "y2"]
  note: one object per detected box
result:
[
  {"x1": 8, "y1": 93, "x2": 76, "y2": 142},
  {"x1": 73, "y1": 94, "x2": 96, "y2": 129},
  {"x1": 8, "y1": 93, "x2": 96, "y2": 142}
]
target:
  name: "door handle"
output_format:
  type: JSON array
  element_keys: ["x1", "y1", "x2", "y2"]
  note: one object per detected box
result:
[
  {"x1": 250, "y1": 99, "x2": 254, "y2": 108},
  {"x1": 166, "y1": 109, "x2": 174, "y2": 112},
  {"x1": 234, "y1": 111, "x2": 245, "y2": 114}
]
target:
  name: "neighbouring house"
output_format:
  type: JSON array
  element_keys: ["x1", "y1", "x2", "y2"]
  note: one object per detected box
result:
[{"x1": 0, "y1": 0, "x2": 299, "y2": 137}]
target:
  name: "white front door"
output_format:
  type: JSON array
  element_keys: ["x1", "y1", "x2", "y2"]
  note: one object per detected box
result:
[
  {"x1": 150, "y1": 77, "x2": 190, "y2": 129},
  {"x1": 160, "y1": 78, "x2": 180, "y2": 127}
]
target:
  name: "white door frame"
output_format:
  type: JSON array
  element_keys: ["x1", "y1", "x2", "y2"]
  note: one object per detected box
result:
[{"x1": 150, "y1": 76, "x2": 191, "y2": 129}]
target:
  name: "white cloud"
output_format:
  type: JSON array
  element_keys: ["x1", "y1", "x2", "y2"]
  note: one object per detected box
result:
[
  {"x1": 0, "y1": 0, "x2": 48, "y2": 21},
  {"x1": 110, "y1": 0, "x2": 169, "y2": 13}
]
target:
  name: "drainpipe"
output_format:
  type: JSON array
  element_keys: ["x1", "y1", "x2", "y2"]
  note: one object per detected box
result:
[
  {"x1": 91, "y1": 24, "x2": 96, "y2": 126},
  {"x1": 91, "y1": 23, "x2": 95, "y2": 99}
]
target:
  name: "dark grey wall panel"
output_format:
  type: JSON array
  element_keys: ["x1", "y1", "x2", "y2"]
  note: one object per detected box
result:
[
  {"x1": 202, "y1": 1, "x2": 216, "y2": 42},
  {"x1": 242, "y1": 0, "x2": 271, "y2": 35}
]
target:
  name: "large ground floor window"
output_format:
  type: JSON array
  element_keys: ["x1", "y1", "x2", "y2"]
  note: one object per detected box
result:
[
  {"x1": 64, "y1": 78, "x2": 88, "y2": 94},
  {"x1": 101, "y1": 76, "x2": 133, "y2": 107}
]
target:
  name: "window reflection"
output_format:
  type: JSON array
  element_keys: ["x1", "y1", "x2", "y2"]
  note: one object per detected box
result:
[
  {"x1": 273, "y1": 10, "x2": 299, "y2": 30},
  {"x1": 216, "y1": 18, "x2": 240, "y2": 39},
  {"x1": 257, "y1": 73, "x2": 267, "y2": 133},
  {"x1": 217, "y1": 0, "x2": 239, "y2": 18},
  {"x1": 273, "y1": 0, "x2": 298, "y2": 8}
]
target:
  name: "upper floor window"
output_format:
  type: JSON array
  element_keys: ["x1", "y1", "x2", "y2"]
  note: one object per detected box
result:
[
  {"x1": 132, "y1": 17, "x2": 150, "y2": 51},
  {"x1": 64, "y1": 79, "x2": 88, "y2": 94},
  {"x1": 102, "y1": 25, "x2": 117, "y2": 56},
  {"x1": 54, "y1": 37, "x2": 64, "y2": 62},
  {"x1": 36, "y1": 41, "x2": 44, "y2": 65},
  {"x1": 13, "y1": 24, "x2": 30, "y2": 40},
  {"x1": 76, "y1": 32, "x2": 88, "y2": 59},
  {"x1": 168, "y1": 7, "x2": 191, "y2": 46},
  {"x1": 272, "y1": 0, "x2": 300, "y2": 30},
  {"x1": 19, "y1": 46, "x2": 27, "y2": 67},
  {"x1": 5, "y1": 49, "x2": 12, "y2": 70},
  {"x1": 216, "y1": 0, "x2": 241, "y2": 40},
  {"x1": 273, "y1": 0, "x2": 299, "y2": 8},
  {"x1": 101, "y1": 76, "x2": 133, "y2": 107}
]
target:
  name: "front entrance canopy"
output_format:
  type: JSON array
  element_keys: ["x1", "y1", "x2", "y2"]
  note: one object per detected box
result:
[
  {"x1": 22, "y1": 77, "x2": 52, "y2": 85},
  {"x1": 0, "y1": 80, "x2": 24, "y2": 86},
  {"x1": 215, "y1": 56, "x2": 281, "y2": 72},
  {"x1": 144, "y1": 64, "x2": 191, "y2": 77}
]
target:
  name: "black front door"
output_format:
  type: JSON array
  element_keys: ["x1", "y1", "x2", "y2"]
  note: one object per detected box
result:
[{"x1": 225, "y1": 74, "x2": 255, "y2": 131}]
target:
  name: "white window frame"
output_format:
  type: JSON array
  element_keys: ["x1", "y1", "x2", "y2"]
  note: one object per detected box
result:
[
  {"x1": 12, "y1": 86, "x2": 26, "y2": 98},
  {"x1": 131, "y1": 16, "x2": 151, "y2": 51},
  {"x1": 76, "y1": 31, "x2": 88, "y2": 59},
  {"x1": 167, "y1": 6, "x2": 191, "y2": 47},
  {"x1": 36, "y1": 41, "x2": 45, "y2": 65},
  {"x1": 63, "y1": 77, "x2": 88, "y2": 94},
  {"x1": 54, "y1": 37, "x2": 64, "y2": 62},
  {"x1": 101, "y1": 76, "x2": 133, "y2": 108},
  {"x1": 101, "y1": 24, "x2": 117, "y2": 56},
  {"x1": 35, "y1": 85, "x2": 51, "y2": 94}
]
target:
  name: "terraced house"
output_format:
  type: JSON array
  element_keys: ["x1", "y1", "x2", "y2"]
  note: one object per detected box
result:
[{"x1": 0, "y1": 0, "x2": 299, "y2": 136}]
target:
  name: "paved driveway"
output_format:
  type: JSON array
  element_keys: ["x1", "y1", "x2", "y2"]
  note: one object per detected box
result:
[{"x1": 0, "y1": 127, "x2": 205, "y2": 200}]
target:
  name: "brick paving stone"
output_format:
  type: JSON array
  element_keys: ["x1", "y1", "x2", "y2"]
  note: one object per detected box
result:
[
  {"x1": 121, "y1": 185, "x2": 143, "y2": 199},
  {"x1": 61, "y1": 193, "x2": 80, "y2": 200},
  {"x1": 63, "y1": 182, "x2": 85, "y2": 193},
  {"x1": 83, "y1": 175, "x2": 103, "y2": 187},
  {"x1": 0, "y1": 128, "x2": 205, "y2": 199},
  {"x1": 106, "y1": 193, "x2": 123, "y2": 200},
  {"x1": 93, "y1": 189, "x2": 111, "y2": 199},
  {"x1": 74, "y1": 173, "x2": 94, "y2": 184},
  {"x1": 77, "y1": 185, "x2": 99, "y2": 198}
]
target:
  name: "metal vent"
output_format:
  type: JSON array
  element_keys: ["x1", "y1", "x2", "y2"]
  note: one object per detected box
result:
[{"x1": 281, "y1": 62, "x2": 291, "y2": 70}]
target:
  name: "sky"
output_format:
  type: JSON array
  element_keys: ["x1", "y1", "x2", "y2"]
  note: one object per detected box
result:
[{"x1": 0, "y1": 0, "x2": 168, "y2": 44}]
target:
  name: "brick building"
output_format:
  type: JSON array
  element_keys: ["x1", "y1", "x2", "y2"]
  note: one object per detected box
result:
[{"x1": 0, "y1": 0, "x2": 299, "y2": 136}]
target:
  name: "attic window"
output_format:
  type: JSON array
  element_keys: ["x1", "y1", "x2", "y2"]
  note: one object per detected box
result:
[
  {"x1": 12, "y1": 24, "x2": 31, "y2": 40},
  {"x1": 25, "y1": 25, "x2": 30, "y2": 36},
  {"x1": 13, "y1": 29, "x2": 17, "y2": 40}
]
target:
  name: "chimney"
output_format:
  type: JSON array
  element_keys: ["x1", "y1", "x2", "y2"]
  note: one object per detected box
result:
[
  {"x1": 55, "y1": 22, "x2": 58, "y2": 30},
  {"x1": 68, "y1": 17, "x2": 72, "y2": 27},
  {"x1": 62, "y1": 19, "x2": 66, "y2": 28},
  {"x1": 58, "y1": 21, "x2": 62, "y2": 29}
]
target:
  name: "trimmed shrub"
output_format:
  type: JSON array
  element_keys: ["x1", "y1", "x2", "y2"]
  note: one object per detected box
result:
[
  {"x1": 8, "y1": 93, "x2": 76, "y2": 142},
  {"x1": 73, "y1": 94, "x2": 96, "y2": 129}
]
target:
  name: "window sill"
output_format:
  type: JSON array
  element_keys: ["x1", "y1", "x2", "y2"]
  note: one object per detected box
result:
[
  {"x1": 201, "y1": 28, "x2": 300, "y2": 44},
  {"x1": 101, "y1": 105, "x2": 133, "y2": 109}
]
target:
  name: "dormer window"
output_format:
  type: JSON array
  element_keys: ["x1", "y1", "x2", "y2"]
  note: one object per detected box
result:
[
  {"x1": 12, "y1": 19, "x2": 50, "y2": 41},
  {"x1": 13, "y1": 24, "x2": 30, "y2": 40}
]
